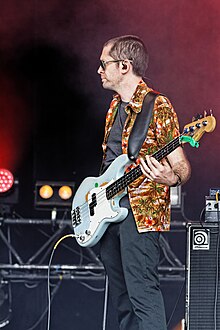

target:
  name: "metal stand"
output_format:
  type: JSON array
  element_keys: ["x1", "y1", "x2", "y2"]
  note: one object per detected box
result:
[
  {"x1": 0, "y1": 217, "x2": 105, "y2": 328},
  {"x1": 0, "y1": 218, "x2": 105, "y2": 279},
  {"x1": 0, "y1": 217, "x2": 186, "y2": 328},
  {"x1": 102, "y1": 275, "x2": 109, "y2": 330}
]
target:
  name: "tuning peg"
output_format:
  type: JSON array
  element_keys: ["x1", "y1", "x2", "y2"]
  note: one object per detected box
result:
[
  {"x1": 204, "y1": 110, "x2": 207, "y2": 117},
  {"x1": 210, "y1": 109, "x2": 213, "y2": 116},
  {"x1": 189, "y1": 126, "x2": 195, "y2": 132},
  {"x1": 192, "y1": 114, "x2": 202, "y2": 121}
]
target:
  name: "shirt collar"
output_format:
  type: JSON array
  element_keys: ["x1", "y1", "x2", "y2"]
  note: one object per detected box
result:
[{"x1": 113, "y1": 80, "x2": 149, "y2": 114}]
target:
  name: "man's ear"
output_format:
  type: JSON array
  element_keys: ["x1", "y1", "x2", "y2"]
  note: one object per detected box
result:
[
  {"x1": 121, "y1": 60, "x2": 130, "y2": 73},
  {"x1": 122, "y1": 62, "x2": 127, "y2": 70}
]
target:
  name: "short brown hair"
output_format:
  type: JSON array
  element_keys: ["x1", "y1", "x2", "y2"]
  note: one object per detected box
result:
[{"x1": 104, "y1": 35, "x2": 149, "y2": 77}]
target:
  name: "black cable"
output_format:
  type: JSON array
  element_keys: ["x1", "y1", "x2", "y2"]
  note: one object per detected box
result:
[
  {"x1": 159, "y1": 235, "x2": 183, "y2": 267},
  {"x1": 214, "y1": 192, "x2": 220, "y2": 330},
  {"x1": 199, "y1": 202, "x2": 211, "y2": 233},
  {"x1": 180, "y1": 192, "x2": 193, "y2": 223},
  {"x1": 77, "y1": 281, "x2": 105, "y2": 292},
  {"x1": 0, "y1": 226, "x2": 14, "y2": 327},
  {"x1": 25, "y1": 278, "x2": 62, "y2": 330},
  {"x1": 0, "y1": 282, "x2": 12, "y2": 328},
  {"x1": 166, "y1": 280, "x2": 185, "y2": 329}
]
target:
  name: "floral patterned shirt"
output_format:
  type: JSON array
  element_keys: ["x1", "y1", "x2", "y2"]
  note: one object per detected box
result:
[{"x1": 102, "y1": 80, "x2": 180, "y2": 232}]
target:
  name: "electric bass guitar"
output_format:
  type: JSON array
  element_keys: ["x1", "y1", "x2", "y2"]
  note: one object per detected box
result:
[{"x1": 71, "y1": 114, "x2": 216, "y2": 247}]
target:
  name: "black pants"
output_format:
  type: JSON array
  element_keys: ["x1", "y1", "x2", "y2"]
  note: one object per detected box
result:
[{"x1": 100, "y1": 209, "x2": 167, "y2": 330}]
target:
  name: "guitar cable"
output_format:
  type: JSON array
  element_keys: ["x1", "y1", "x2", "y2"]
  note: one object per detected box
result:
[
  {"x1": 199, "y1": 201, "x2": 211, "y2": 232},
  {"x1": 214, "y1": 191, "x2": 220, "y2": 330},
  {"x1": 25, "y1": 281, "x2": 61, "y2": 330},
  {"x1": 46, "y1": 234, "x2": 78, "y2": 330}
]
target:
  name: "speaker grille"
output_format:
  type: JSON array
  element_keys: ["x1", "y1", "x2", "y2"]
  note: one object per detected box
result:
[{"x1": 186, "y1": 223, "x2": 220, "y2": 329}]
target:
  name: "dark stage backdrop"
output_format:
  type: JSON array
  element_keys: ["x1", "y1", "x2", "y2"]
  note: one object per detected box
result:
[{"x1": 0, "y1": 0, "x2": 219, "y2": 329}]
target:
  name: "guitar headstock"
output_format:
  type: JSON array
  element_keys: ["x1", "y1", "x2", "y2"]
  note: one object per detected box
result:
[{"x1": 182, "y1": 113, "x2": 216, "y2": 142}]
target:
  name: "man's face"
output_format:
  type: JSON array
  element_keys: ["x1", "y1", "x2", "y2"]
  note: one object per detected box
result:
[{"x1": 97, "y1": 44, "x2": 123, "y2": 92}]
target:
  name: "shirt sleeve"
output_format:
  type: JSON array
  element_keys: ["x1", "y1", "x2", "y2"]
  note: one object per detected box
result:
[{"x1": 152, "y1": 95, "x2": 180, "y2": 149}]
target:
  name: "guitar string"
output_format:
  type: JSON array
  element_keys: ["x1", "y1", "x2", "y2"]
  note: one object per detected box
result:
[
  {"x1": 73, "y1": 161, "x2": 143, "y2": 219},
  {"x1": 74, "y1": 118, "x2": 208, "y2": 222},
  {"x1": 72, "y1": 166, "x2": 141, "y2": 223},
  {"x1": 72, "y1": 136, "x2": 182, "y2": 223},
  {"x1": 76, "y1": 137, "x2": 181, "y2": 218},
  {"x1": 73, "y1": 136, "x2": 182, "y2": 221}
]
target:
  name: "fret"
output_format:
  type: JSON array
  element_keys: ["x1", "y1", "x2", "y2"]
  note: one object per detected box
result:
[
  {"x1": 106, "y1": 136, "x2": 181, "y2": 200},
  {"x1": 154, "y1": 137, "x2": 181, "y2": 162}
]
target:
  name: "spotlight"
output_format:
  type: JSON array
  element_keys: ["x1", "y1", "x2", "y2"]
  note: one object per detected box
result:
[
  {"x1": 0, "y1": 169, "x2": 14, "y2": 193},
  {"x1": 39, "y1": 185, "x2": 54, "y2": 199},
  {"x1": 58, "y1": 186, "x2": 73, "y2": 200},
  {"x1": 35, "y1": 181, "x2": 75, "y2": 209},
  {"x1": 0, "y1": 169, "x2": 19, "y2": 216}
]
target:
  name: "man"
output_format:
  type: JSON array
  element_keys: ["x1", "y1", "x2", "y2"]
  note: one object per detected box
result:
[{"x1": 97, "y1": 35, "x2": 191, "y2": 330}]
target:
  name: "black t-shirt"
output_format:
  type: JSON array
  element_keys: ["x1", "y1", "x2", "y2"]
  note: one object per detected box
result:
[
  {"x1": 102, "y1": 101, "x2": 130, "y2": 208},
  {"x1": 102, "y1": 101, "x2": 128, "y2": 173}
]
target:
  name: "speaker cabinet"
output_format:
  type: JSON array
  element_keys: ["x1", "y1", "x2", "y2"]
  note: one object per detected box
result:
[{"x1": 185, "y1": 223, "x2": 220, "y2": 329}]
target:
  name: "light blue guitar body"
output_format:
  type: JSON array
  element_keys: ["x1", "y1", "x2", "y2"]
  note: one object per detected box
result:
[{"x1": 71, "y1": 154, "x2": 132, "y2": 247}]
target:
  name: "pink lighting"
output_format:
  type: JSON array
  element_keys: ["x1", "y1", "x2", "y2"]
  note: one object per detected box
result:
[{"x1": 0, "y1": 169, "x2": 14, "y2": 193}]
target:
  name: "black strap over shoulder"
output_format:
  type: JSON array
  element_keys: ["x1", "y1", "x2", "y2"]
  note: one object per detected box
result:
[{"x1": 127, "y1": 91, "x2": 161, "y2": 161}]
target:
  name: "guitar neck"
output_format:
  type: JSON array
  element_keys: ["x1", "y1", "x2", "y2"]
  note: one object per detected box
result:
[{"x1": 106, "y1": 136, "x2": 181, "y2": 199}]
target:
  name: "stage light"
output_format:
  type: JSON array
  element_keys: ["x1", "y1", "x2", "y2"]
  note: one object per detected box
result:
[
  {"x1": 35, "y1": 181, "x2": 75, "y2": 209},
  {"x1": 0, "y1": 169, "x2": 14, "y2": 193},
  {"x1": 39, "y1": 185, "x2": 54, "y2": 199},
  {"x1": 58, "y1": 186, "x2": 73, "y2": 200},
  {"x1": 0, "y1": 169, "x2": 18, "y2": 216}
]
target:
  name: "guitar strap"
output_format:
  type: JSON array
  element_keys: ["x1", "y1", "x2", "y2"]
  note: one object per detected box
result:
[{"x1": 127, "y1": 91, "x2": 162, "y2": 161}]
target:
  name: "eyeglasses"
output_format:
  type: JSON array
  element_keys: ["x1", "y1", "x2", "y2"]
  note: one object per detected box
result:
[{"x1": 100, "y1": 60, "x2": 123, "y2": 70}]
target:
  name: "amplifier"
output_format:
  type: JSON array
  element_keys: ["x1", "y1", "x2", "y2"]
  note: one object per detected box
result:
[
  {"x1": 205, "y1": 196, "x2": 220, "y2": 222},
  {"x1": 185, "y1": 223, "x2": 220, "y2": 329}
]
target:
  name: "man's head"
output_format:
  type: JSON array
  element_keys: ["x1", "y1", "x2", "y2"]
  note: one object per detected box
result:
[
  {"x1": 97, "y1": 35, "x2": 149, "y2": 93},
  {"x1": 103, "y1": 35, "x2": 149, "y2": 77}
]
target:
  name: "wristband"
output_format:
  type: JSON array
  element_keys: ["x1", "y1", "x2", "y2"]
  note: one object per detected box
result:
[{"x1": 170, "y1": 173, "x2": 182, "y2": 187}]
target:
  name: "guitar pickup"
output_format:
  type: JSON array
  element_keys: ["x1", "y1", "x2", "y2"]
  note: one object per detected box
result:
[
  {"x1": 89, "y1": 193, "x2": 97, "y2": 216},
  {"x1": 71, "y1": 207, "x2": 81, "y2": 227}
]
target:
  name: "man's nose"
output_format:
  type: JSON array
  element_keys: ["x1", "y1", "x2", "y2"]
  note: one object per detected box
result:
[{"x1": 97, "y1": 65, "x2": 102, "y2": 74}]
